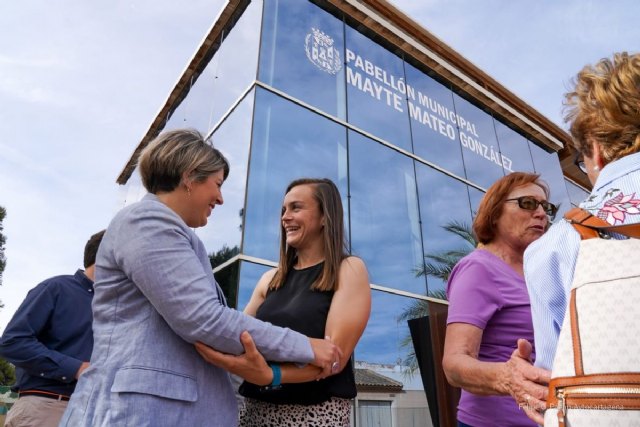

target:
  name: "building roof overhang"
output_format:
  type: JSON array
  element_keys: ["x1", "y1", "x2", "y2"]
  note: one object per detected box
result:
[
  {"x1": 117, "y1": 0, "x2": 589, "y2": 189},
  {"x1": 116, "y1": 0, "x2": 250, "y2": 185}
]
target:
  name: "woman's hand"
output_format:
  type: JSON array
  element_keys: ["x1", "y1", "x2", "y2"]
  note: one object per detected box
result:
[
  {"x1": 444, "y1": 324, "x2": 550, "y2": 424},
  {"x1": 503, "y1": 339, "x2": 551, "y2": 425},
  {"x1": 195, "y1": 331, "x2": 272, "y2": 386},
  {"x1": 309, "y1": 336, "x2": 343, "y2": 379}
]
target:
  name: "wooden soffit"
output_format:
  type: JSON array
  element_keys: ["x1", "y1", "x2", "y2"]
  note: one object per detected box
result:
[
  {"x1": 117, "y1": 0, "x2": 589, "y2": 188},
  {"x1": 116, "y1": 0, "x2": 250, "y2": 185},
  {"x1": 327, "y1": 0, "x2": 589, "y2": 188}
]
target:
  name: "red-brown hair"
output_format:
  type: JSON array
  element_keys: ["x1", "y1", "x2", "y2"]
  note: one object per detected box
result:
[{"x1": 473, "y1": 172, "x2": 549, "y2": 244}]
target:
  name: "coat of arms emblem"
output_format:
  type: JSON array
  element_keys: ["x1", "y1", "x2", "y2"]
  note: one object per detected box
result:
[{"x1": 305, "y1": 28, "x2": 342, "y2": 75}]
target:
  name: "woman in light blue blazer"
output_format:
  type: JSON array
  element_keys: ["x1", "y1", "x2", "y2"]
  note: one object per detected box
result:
[{"x1": 60, "y1": 129, "x2": 340, "y2": 427}]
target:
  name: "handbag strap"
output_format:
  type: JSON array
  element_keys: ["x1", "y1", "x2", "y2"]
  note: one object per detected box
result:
[
  {"x1": 564, "y1": 207, "x2": 640, "y2": 240},
  {"x1": 569, "y1": 288, "x2": 584, "y2": 376}
]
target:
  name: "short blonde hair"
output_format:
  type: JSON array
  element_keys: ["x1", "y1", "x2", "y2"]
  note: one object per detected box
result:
[
  {"x1": 138, "y1": 129, "x2": 229, "y2": 194},
  {"x1": 564, "y1": 52, "x2": 640, "y2": 163}
]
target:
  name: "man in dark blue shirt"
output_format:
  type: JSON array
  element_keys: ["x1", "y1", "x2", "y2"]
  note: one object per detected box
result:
[{"x1": 0, "y1": 230, "x2": 104, "y2": 427}]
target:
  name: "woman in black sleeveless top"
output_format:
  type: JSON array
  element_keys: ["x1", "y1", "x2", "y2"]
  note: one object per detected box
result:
[{"x1": 198, "y1": 178, "x2": 371, "y2": 426}]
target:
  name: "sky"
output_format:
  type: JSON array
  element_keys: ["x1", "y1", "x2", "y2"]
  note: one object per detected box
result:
[{"x1": 1, "y1": 0, "x2": 638, "y2": 332}]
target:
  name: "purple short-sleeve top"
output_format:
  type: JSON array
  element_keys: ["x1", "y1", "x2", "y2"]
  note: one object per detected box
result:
[{"x1": 446, "y1": 249, "x2": 536, "y2": 427}]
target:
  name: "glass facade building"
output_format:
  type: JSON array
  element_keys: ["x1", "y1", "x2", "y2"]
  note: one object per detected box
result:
[{"x1": 117, "y1": 1, "x2": 590, "y2": 425}]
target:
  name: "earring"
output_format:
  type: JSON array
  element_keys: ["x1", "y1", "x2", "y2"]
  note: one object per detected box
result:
[
  {"x1": 593, "y1": 165, "x2": 600, "y2": 172},
  {"x1": 186, "y1": 186, "x2": 192, "y2": 197}
]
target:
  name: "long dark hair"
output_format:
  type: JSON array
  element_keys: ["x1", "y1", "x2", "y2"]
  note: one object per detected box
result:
[{"x1": 269, "y1": 178, "x2": 348, "y2": 292}]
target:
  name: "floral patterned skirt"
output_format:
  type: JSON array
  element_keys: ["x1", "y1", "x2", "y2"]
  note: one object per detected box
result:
[{"x1": 238, "y1": 396, "x2": 351, "y2": 427}]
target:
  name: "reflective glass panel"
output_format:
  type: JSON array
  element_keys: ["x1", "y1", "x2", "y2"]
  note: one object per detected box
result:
[
  {"x1": 212, "y1": 257, "x2": 240, "y2": 308},
  {"x1": 196, "y1": 90, "x2": 254, "y2": 256},
  {"x1": 163, "y1": 97, "x2": 189, "y2": 132},
  {"x1": 453, "y1": 94, "x2": 504, "y2": 188},
  {"x1": 164, "y1": 1, "x2": 262, "y2": 134},
  {"x1": 349, "y1": 131, "x2": 424, "y2": 294},
  {"x1": 200, "y1": 0, "x2": 262, "y2": 130},
  {"x1": 416, "y1": 164, "x2": 474, "y2": 294},
  {"x1": 468, "y1": 185, "x2": 485, "y2": 218},
  {"x1": 344, "y1": 25, "x2": 412, "y2": 151},
  {"x1": 120, "y1": 165, "x2": 148, "y2": 207},
  {"x1": 493, "y1": 120, "x2": 535, "y2": 174},
  {"x1": 356, "y1": 290, "x2": 427, "y2": 376},
  {"x1": 565, "y1": 179, "x2": 590, "y2": 207},
  {"x1": 243, "y1": 88, "x2": 348, "y2": 261},
  {"x1": 404, "y1": 64, "x2": 465, "y2": 177},
  {"x1": 529, "y1": 141, "x2": 571, "y2": 220},
  {"x1": 259, "y1": 0, "x2": 345, "y2": 118},
  {"x1": 236, "y1": 261, "x2": 271, "y2": 311}
]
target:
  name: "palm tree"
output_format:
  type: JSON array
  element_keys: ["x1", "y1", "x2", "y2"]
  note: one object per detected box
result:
[
  {"x1": 413, "y1": 221, "x2": 477, "y2": 282},
  {"x1": 397, "y1": 220, "x2": 477, "y2": 377}
]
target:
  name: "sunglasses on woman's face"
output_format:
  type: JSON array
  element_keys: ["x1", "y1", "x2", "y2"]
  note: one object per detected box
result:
[
  {"x1": 573, "y1": 151, "x2": 588, "y2": 174},
  {"x1": 504, "y1": 196, "x2": 558, "y2": 219}
]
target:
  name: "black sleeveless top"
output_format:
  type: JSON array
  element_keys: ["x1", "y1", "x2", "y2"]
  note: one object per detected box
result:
[{"x1": 239, "y1": 262, "x2": 357, "y2": 405}]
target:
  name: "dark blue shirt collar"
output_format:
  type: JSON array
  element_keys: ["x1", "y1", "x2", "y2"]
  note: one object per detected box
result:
[{"x1": 74, "y1": 269, "x2": 94, "y2": 293}]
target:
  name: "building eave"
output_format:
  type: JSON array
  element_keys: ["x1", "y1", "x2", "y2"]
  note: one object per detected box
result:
[
  {"x1": 117, "y1": 0, "x2": 590, "y2": 189},
  {"x1": 116, "y1": 0, "x2": 250, "y2": 185},
  {"x1": 331, "y1": 0, "x2": 588, "y2": 188}
]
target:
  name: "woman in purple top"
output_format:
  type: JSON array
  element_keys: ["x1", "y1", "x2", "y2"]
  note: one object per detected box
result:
[{"x1": 443, "y1": 172, "x2": 554, "y2": 426}]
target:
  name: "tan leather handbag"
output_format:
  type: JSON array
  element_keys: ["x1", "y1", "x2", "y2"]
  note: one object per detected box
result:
[{"x1": 545, "y1": 208, "x2": 640, "y2": 427}]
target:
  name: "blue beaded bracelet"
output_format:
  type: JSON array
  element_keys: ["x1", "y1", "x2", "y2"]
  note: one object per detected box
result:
[{"x1": 269, "y1": 363, "x2": 281, "y2": 387}]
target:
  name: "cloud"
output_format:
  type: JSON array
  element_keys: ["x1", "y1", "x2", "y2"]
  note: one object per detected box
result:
[
  {"x1": 0, "y1": 0, "x2": 228, "y2": 332},
  {"x1": 0, "y1": 52, "x2": 77, "y2": 107},
  {"x1": 389, "y1": 0, "x2": 640, "y2": 126},
  {"x1": 0, "y1": 76, "x2": 76, "y2": 108},
  {"x1": 1, "y1": 144, "x2": 68, "y2": 189},
  {"x1": 0, "y1": 53, "x2": 67, "y2": 69}
]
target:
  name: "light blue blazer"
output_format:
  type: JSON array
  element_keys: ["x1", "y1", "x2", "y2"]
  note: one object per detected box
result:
[{"x1": 60, "y1": 194, "x2": 313, "y2": 427}]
